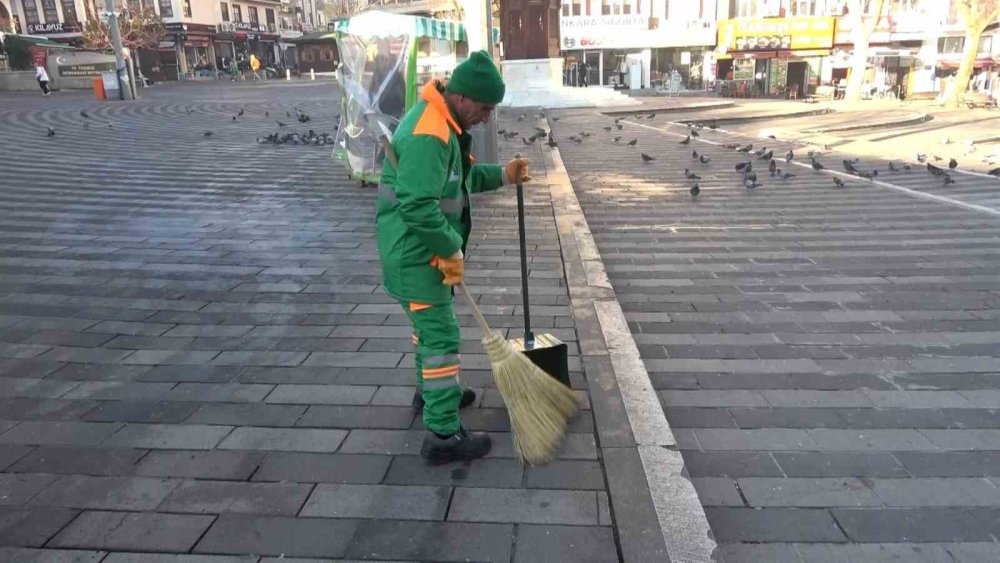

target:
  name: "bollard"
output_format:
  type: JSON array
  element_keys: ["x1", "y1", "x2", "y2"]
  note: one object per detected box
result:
[
  {"x1": 310, "y1": 68, "x2": 315, "y2": 81},
  {"x1": 286, "y1": 68, "x2": 291, "y2": 81}
]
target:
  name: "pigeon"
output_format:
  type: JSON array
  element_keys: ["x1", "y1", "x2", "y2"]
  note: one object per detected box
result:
[
  {"x1": 948, "y1": 158, "x2": 958, "y2": 170},
  {"x1": 647, "y1": 113, "x2": 656, "y2": 119},
  {"x1": 941, "y1": 136, "x2": 951, "y2": 144},
  {"x1": 232, "y1": 116, "x2": 237, "y2": 121},
  {"x1": 988, "y1": 167, "x2": 1000, "y2": 177},
  {"x1": 735, "y1": 162, "x2": 751, "y2": 172},
  {"x1": 843, "y1": 160, "x2": 859, "y2": 174},
  {"x1": 779, "y1": 171, "x2": 796, "y2": 180},
  {"x1": 517, "y1": 114, "x2": 526, "y2": 121},
  {"x1": 927, "y1": 163, "x2": 946, "y2": 176},
  {"x1": 286, "y1": 111, "x2": 292, "y2": 117},
  {"x1": 916, "y1": 152, "x2": 927, "y2": 163},
  {"x1": 769, "y1": 159, "x2": 777, "y2": 176},
  {"x1": 753, "y1": 147, "x2": 767, "y2": 156},
  {"x1": 552, "y1": 117, "x2": 560, "y2": 122},
  {"x1": 265, "y1": 111, "x2": 269, "y2": 117},
  {"x1": 108, "y1": 124, "x2": 113, "y2": 128},
  {"x1": 807, "y1": 150, "x2": 818, "y2": 158},
  {"x1": 297, "y1": 113, "x2": 311, "y2": 123},
  {"x1": 203, "y1": 131, "x2": 213, "y2": 137},
  {"x1": 811, "y1": 159, "x2": 825, "y2": 171},
  {"x1": 277, "y1": 121, "x2": 287, "y2": 127},
  {"x1": 737, "y1": 144, "x2": 753, "y2": 153},
  {"x1": 46, "y1": 127, "x2": 55, "y2": 137},
  {"x1": 569, "y1": 135, "x2": 582, "y2": 143},
  {"x1": 690, "y1": 129, "x2": 700, "y2": 138},
  {"x1": 903, "y1": 164, "x2": 912, "y2": 171},
  {"x1": 942, "y1": 174, "x2": 956, "y2": 185},
  {"x1": 933, "y1": 155, "x2": 943, "y2": 161},
  {"x1": 684, "y1": 169, "x2": 701, "y2": 180},
  {"x1": 580, "y1": 131, "x2": 591, "y2": 138},
  {"x1": 723, "y1": 143, "x2": 740, "y2": 150},
  {"x1": 547, "y1": 137, "x2": 558, "y2": 148},
  {"x1": 690, "y1": 184, "x2": 700, "y2": 197},
  {"x1": 858, "y1": 169, "x2": 878, "y2": 180},
  {"x1": 614, "y1": 118, "x2": 621, "y2": 124},
  {"x1": 758, "y1": 150, "x2": 774, "y2": 161},
  {"x1": 640, "y1": 153, "x2": 656, "y2": 162},
  {"x1": 603, "y1": 126, "x2": 612, "y2": 132},
  {"x1": 680, "y1": 136, "x2": 691, "y2": 145},
  {"x1": 627, "y1": 139, "x2": 638, "y2": 146},
  {"x1": 699, "y1": 155, "x2": 711, "y2": 165},
  {"x1": 186, "y1": 109, "x2": 193, "y2": 114},
  {"x1": 833, "y1": 177, "x2": 846, "y2": 187},
  {"x1": 80, "y1": 110, "x2": 90, "y2": 119},
  {"x1": 612, "y1": 136, "x2": 622, "y2": 143},
  {"x1": 743, "y1": 178, "x2": 761, "y2": 189},
  {"x1": 889, "y1": 161, "x2": 899, "y2": 173},
  {"x1": 616, "y1": 123, "x2": 624, "y2": 130},
  {"x1": 767, "y1": 134, "x2": 776, "y2": 139},
  {"x1": 708, "y1": 123, "x2": 719, "y2": 130},
  {"x1": 238, "y1": 109, "x2": 245, "y2": 117},
  {"x1": 692, "y1": 150, "x2": 699, "y2": 159},
  {"x1": 83, "y1": 122, "x2": 89, "y2": 130},
  {"x1": 786, "y1": 150, "x2": 793, "y2": 162},
  {"x1": 744, "y1": 172, "x2": 758, "y2": 182},
  {"x1": 522, "y1": 137, "x2": 533, "y2": 145}
]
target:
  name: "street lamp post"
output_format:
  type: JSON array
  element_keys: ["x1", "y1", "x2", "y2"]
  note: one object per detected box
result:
[{"x1": 105, "y1": 0, "x2": 134, "y2": 100}]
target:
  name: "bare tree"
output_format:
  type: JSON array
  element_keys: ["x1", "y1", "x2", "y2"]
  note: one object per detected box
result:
[
  {"x1": 81, "y1": 0, "x2": 164, "y2": 52},
  {"x1": 324, "y1": 0, "x2": 372, "y2": 19},
  {"x1": 843, "y1": 0, "x2": 888, "y2": 102},
  {"x1": 943, "y1": 0, "x2": 1000, "y2": 107}
]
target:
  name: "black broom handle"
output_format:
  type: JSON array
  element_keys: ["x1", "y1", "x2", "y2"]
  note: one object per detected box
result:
[{"x1": 516, "y1": 179, "x2": 534, "y2": 348}]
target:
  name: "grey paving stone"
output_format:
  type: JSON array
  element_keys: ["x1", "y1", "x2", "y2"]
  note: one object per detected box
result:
[
  {"x1": 211, "y1": 351, "x2": 308, "y2": 367},
  {"x1": 523, "y1": 460, "x2": 605, "y2": 490},
  {"x1": 942, "y1": 541, "x2": 1000, "y2": 562},
  {"x1": 664, "y1": 407, "x2": 738, "y2": 428},
  {"x1": 61, "y1": 382, "x2": 175, "y2": 402},
  {"x1": 123, "y1": 350, "x2": 221, "y2": 366},
  {"x1": 869, "y1": 478, "x2": 1000, "y2": 507},
  {"x1": 0, "y1": 359, "x2": 65, "y2": 379},
  {"x1": 265, "y1": 385, "x2": 377, "y2": 405},
  {"x1": 0, "y1": 507, "x2": 79, "y2": 547},
  {"x1": 920, "y1": 429, "x2": 1000, "y2": 450},
  {"x1": 512, "y1": 524, "x2": 617, "y2": 563},
  {"x1": 9, "y1": 446, "x2": 145, "y2": 476},
  {"x1": 690, "y1": 478, "x2": 744, "y2": 507},
  {"x1": 773, "y1": 452, "x2": 910, "y2": 477},
  {"x1": 185, "y1": 403, "x2": 306, "y2": 427},
  {"x1": 448, "y1": 488, "x2": 598, "y2": 525},
  {"x1": 217, "y1": 427, "x2": 347, "y2": 453},
  {"x1": 39, "y1": 347, "x2": 133, "y2": 365},
  {"x1": 729, "y1": 407, "x2": 846, "y2": 429},
  {"x1": 0, "y1": 473, "x2": 59, "y2": 505},
  {"x1": 137, "y1": 365, "x2": 241, "y2": 383},
  {"x1": 301, "y1": 352, "x2": 403, "y2": 368},
  {"x1": 48, "y1": 510, "x2": 214, "y2": 552},
  {"x1": 164, "y1": 383, "x2": 275, "y2": 403},
  {"x1": 102, "y1": 555, "x2": 258, "y2": 563},
  {"x1": 345, "y1": 520, "x2": 513, "y2": 562},
  {"x1": 693, "y1": 428, "x2": 816, "y2": 450},
  {"x1": 793, "y1": 543, "x2": 952, "y2": 563},
  {"x1": 895, "y1": 451, "x2": 1000, "y2": 476},
  {"x1": 82, "y1": 401, "x2": 199, "y2": 424},
  {"x1": 807, "y1": 429, "x2": 937, "y2": 451},
  {"x1": 0, "y1": 378, "x2": 79, "y2": 399},
  {"x1": 159, "y1": 481, "x2": 313, "y2": 515},
  {"x1": 680, "y1": 451, "x2": 784, "y2": 477},
  {"x1": 338, "y1": 429, "x2": 425, "y2": 455},
  {"x1": 194, "y1": 514, "x2": 360, "y2": 558},
  {"x1": 369, "y1": 386, "x2": 416, "y2": 406},
  {"x1": 715, "y1": 543, "x2": 802, "y2": 563},
  {"x1": 831, "y1": 508, "x2": 992, "y2": 542},
  {"x1": 704, "y1": 507, "x2": 847, "y2": 542},
  {"x1": 235, "y1": 366, "x2": 340, "y2": 385},
  {"x1": 133, "y1": 450, "x2": 264, "y2": 480},
  {"x1": 300, "y1": 483, "x2": 450, "y2": 520},
  {"x1": 385, "y1": 456, "x2": 523, "y2": 488},
  {"x1": 103, "y1": 424, "x2": 233, "y2": 450},
  {"x1": 29, "y1": 475, "x2": 179, "y2": 510},
  {"x1": 0, "y1": 547, "x2": 107, "y2": 563},
  {"x1": 737, "y1": 477, "x2": 881, "y2": 507},
  {"x1": 252, "y1": 453, "x2": 390, "y2": 484},
  {"x1": 0, "y1": 421, "x2": 121, "y2": 446},
  {"x1": 296, "y1": 405, "x2": 415, "y2": 429}
]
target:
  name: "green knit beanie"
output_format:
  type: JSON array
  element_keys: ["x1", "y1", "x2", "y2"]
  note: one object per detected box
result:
[{"x1": 446, "y1": 50, "x2": 505, "y2": 104}]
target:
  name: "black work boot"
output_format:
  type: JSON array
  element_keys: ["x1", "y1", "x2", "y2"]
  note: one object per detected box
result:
[
  {"x1": 412, "y1": 389, "x2": 476, "y2": 413},
  {"x1": 421, "y1": 426, "x2": 492, "y2": 465}
]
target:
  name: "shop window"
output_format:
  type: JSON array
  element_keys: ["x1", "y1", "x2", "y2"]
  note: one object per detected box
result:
[
  {"x1": 158, "y1": 0, "x2": 173, "y2": 18},
  {"x1": 323, "y1": 49, "x2": 331, "y2": 60},
  {"x1": 561, "y1": 4, "x2": 568, "y2": 16},
  {"x1": 20, "y1": 0, "x2": 39, "y2": 25},
  {"x1": 601, "y1": 0, "x2": 611, "y2": 14},
  {"x1": 979, "y1": 36, "x2": 993, "y2": 54},
  {"x1": 182, "y1": 0, "x2": 191, "y2": 17},
  {"x1": 937, "y1": 36, "x2": 963, "y2": 54},
  {"x1": 220, "y1": 2, "x2": 229, "y2": 21},
  {"x1": 572, "y1": 0, "x2": 581, "y2": 16}
]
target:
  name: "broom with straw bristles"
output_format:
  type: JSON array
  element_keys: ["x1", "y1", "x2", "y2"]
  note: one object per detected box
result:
[
  {"x1": 370, "y1": 116, "x2": 578, "y2": 464},
  {"x1": 458, "y1": 281, "x2": 579, "y2": 465}
]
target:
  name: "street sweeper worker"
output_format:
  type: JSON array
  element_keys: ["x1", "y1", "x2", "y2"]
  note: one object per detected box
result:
[{"x1": 376, "y1": 50, "x2": 530, "y2": 465}]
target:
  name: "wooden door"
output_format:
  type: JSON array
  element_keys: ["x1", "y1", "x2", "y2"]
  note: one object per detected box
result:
[{"x1": 526, "y1": 5, "x2": 546, "y2": 59}]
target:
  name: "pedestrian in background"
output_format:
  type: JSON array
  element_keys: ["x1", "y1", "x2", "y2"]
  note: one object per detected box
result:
[
  {"x1": 250, "y1": 54, "x2": 263, "y2": 82},
  {"x1": 579, "y1": 60, "x2": 588, "y2": 87},
  {"x1": 35, "y1": 65, "x2": 51, "y2": 96}
]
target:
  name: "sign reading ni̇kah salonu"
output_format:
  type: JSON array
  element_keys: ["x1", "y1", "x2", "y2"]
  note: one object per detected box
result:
[{"x1": 717, "y1": 16, "x2": 835, "y2": 52}]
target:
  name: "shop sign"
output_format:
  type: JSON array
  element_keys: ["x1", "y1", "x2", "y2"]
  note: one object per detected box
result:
[
  {"x1": 718, "y1": 17, "x2": 835, "y2": 52},
  {"x1": 560, "y1": 14, "x2": 715, "y2": 50},
  {"x1": 58, "y1": 62, "x2": 115, "y2": 77},
  {"x1": 234, "y1": 22, "x2": 256, "y2": 31},
  {"x1": 26, "y1": 21, "x2": 79, "y2": 34}
]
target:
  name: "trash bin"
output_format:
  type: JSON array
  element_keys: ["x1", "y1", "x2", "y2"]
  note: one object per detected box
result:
[
  {"x1": 93, "y1": 78, "x2": 106, "y2": 100},
  {"x1": 101, "y1": 71, "x2": 120, "y2": 100}
]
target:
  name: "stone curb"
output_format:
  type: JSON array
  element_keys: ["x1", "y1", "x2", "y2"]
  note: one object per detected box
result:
[
  {"x1": 805, "y1": 112, "x2": 930, "y2": 134},
  {"x1": 540, "y1": 117, "x2": 717, "y2": 562}
]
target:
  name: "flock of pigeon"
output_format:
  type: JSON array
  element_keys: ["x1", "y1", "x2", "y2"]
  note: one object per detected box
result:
[
  {"x1": 499, "y1": 110, "x2": 1000, "y2": 198},
  {"x1": 43, "y1": 106, "x2": 336, "y2": 148}
]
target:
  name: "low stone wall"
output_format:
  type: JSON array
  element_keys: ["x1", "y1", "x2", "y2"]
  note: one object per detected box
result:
[{"x1": 0, "y1": 71, "x2": 45, "y2": 91}]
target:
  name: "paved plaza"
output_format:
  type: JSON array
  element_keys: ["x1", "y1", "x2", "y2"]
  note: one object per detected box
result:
[{"x1": 0, "y1": 81, "x2": 999, "y2": 562}]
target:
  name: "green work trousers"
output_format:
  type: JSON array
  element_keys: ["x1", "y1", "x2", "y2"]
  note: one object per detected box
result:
[{"x1": 401, "y1": 299, "x2": 463, "y2": 435}]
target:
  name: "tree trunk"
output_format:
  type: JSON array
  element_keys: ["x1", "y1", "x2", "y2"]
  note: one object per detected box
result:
[
  {"x1": 843, "y1": 0, "x2": 886, "y2": 103},
  {"x1": 943, "y1": 24, "x2": 983, "y2": 108}
]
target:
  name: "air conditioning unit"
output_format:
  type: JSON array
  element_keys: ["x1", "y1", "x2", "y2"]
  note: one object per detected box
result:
[{"x1": 219, "y1": 22, "x2": 236, "y2": 32}]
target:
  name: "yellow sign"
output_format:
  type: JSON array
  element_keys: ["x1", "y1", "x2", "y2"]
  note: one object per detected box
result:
[{"x1": 718, "y1": 17, "x2": 835, "y2": 52}]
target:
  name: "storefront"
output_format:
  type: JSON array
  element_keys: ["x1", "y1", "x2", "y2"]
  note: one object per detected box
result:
[
  {"x1": 558, "y1": 1, "x2": 716, "y2": 89},
  {"x1": 164, "y1": 22, "x2": 218, "y2": 79},
  {"x1": 715, "y1": 16, "x2": 835, "y2": 98}
]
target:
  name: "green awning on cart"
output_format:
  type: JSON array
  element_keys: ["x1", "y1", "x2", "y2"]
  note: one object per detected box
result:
[{"x1": 333, "y1": 11, "x2": 499, "y2": 43}]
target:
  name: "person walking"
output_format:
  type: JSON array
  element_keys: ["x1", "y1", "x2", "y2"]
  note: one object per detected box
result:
[
  {"x1": 579, "y1": 60, "x2": 588, "y2": 87},
  {"x1": 249, "y1": 54, "x2": 262, "y2": 82},
  {"x1": 376, "y1": 51, "x2": 530, "y2": 465},
  {"x1": 36, "y1": 65, "x2": 51, "y2": 96}
]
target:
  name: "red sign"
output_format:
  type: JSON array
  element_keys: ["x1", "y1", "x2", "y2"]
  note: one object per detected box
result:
[{"x1": 30, "y1": 46, "x2": 47, "y2": 67}]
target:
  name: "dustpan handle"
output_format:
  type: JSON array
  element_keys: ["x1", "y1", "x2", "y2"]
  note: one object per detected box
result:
[
  {"x1": 459, "y1": 281, "x2": 493, "y2": 339},
  {"x1": 516, "y1": 180, "x2": 534, "y2": 348}
]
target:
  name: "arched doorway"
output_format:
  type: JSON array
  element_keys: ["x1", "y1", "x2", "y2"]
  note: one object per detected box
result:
[{"x1": 0, "y1": 0, "x2": 14, "y2": 33}]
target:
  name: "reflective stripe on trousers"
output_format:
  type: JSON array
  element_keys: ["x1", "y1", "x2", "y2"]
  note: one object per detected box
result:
[{"x1": 379, "y1": 183, "x2": 466, "y2": 214}]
